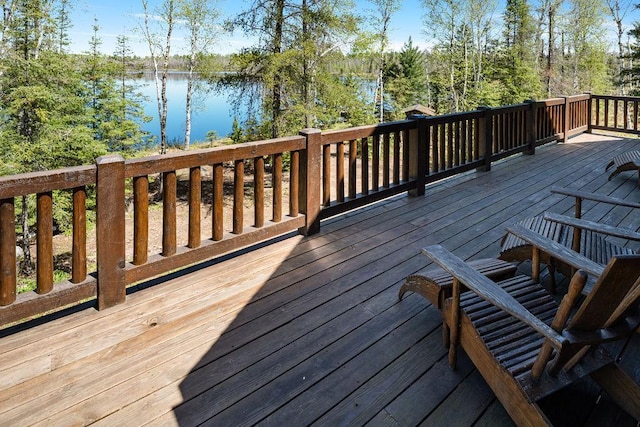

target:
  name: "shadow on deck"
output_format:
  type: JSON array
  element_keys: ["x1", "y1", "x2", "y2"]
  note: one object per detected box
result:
[{"x1": 1, "y1": 132, "x2": 639, "y2": 426}]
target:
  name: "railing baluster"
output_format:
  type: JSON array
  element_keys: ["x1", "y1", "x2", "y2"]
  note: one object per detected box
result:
[
  {"x1": 212, "y1": 163, "x2": 223, "y2": 241},
  {"x1": 474, "y1": 117, "x2": 480, "y2": 161},
  {"x1": 460, "y1": 119, "x2": 467, "y2": 164},
  {"x1": 402, "y1": 130, "x2": 409, "y2": 181},
  {"x1": 273, "y1": 153, "x2": 282, "y2": 222},
  {"x1": 337, "y1": 142, "x2": 345, "y2": 202},
  {"x1": 162, "y1": 171, "x2": 177, "y2": 256},
  {"x1": 372, "y1": 135, "x2": 380, "y2": 191},
  {"x1": 440, "y1": 123, "x2": 447, "y2": 170},
  {"x1": 322, "y1": 144, "x2": 331, "y2": 206},
  {"x1": 432, "y1": 125, "x2": 439, "y2": 173},
  {"x1": 393, "y1": 131, "x2": 400, "y2": 185},
  {"x1": 0, "y1": 198, "x2": 16, "y2": 305},
  {"x1": 444, "y1": 123, "x2": 455, "y2": 169},
  {"x1": 254, "y1": 157, "x2": 264, "y2": 227},
  {"x1": 36, "y1": 191, "x2": 53, "y2": 294},
  {"x1": 361, "y1": 137, "x2": 369, "y2": 195},
  {"x1": 233, "y1": 160, "x2": 244, "y2": 234},
  {"x1": 133, "y1": 176, "x2": 148, "y2": 265},
  {"x1": 290, "y1": 151, "x2": 299, "y2": 217},
  {"x1": 383, "y1": 133, "x2": 390, "y2": 188},
  {"x1": 454, "y1": 120, "x2": 461, "y2": 165},
  {"x1": 72, "y1": 187, "x2": 87, "y2": 283},
  {"x1": 349, "y1": 140, "x2": 357, "y2": 199},
  {"x1": 188, "y1": 166, "x2": 201, "y2": 248}
]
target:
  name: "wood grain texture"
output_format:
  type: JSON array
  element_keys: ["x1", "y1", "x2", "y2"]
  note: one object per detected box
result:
[
  {"x1": 162, "y1": 171, "x2": 177, "y2": 256},
  {"x1": 133, "y1": 176, "x2": 149, "y2": 265},
  {"x1": 0, "y1": 118, "x2": 639, "y2": 427},
  {"x1": 72, "y1": 187, "x2": 87, "y2": 283},
  {"x1": 0, "y1": 199, "x2": 16, "y2": 305},
  {"x1": 36, "y1": 192, "x2": 53, "y2": 294}
]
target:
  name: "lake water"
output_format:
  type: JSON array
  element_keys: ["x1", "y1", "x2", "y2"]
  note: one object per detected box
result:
[
  {"x1": 135, "y1": 74, "x2": 239, "y2": 145},
  {"x1": 135, "y1": 74, "x2": 377, "y2": 145}
]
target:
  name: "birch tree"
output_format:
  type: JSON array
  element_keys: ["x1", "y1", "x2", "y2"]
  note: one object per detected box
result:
[
  {"x1": 605, "y1": 0, "x2": 633, "y2": 93},
  {"x1": 141, "y1": 0, "x2": 175, "y2": 154},
  {"x1": 369, "y1": 0, "x2": 402, "y2": 121},
  {"x1": 177, "y1": 0, "x2": 219, "y2": 149}
]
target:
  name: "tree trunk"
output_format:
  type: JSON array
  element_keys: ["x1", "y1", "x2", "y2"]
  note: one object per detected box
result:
[{"x1": 185, "y1": 48, "x2": 195, "y2": 150}]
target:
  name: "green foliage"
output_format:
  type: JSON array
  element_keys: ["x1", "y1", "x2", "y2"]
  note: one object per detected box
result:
[{"x1": 384, "y1": 38, "x2": 428, "y2": 119}]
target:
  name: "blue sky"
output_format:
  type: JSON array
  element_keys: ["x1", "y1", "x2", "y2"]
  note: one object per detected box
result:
[{"x1": 68, "y1": 0, "x2": 640, "y2": 57}]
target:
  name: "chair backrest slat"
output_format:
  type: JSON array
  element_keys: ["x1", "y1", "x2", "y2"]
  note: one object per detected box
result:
[{"x1": 568, "y1": 255, "x2": 640, "y2": 331}]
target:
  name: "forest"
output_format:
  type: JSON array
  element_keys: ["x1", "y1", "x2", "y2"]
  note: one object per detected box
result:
[
  {"x1": 1, "y1": 0, "x2": 639, "y2": 284},
  {"x1": 1, "y1": 0, "x2": 639, "y2": 173}
]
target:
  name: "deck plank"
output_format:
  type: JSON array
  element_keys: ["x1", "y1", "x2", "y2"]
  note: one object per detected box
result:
[{"x1": 1, "y1": 133, "x2": 640, "y2": 426}]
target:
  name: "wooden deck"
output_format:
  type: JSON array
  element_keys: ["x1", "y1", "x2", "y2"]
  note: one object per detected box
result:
[{"x1": 1, "y1": 132, "x2": 639, "y2": 426}]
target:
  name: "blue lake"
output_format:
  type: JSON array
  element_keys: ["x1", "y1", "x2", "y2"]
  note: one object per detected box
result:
[{"x1": 135, "y1": 75, "x2": 239, "y2": 145}]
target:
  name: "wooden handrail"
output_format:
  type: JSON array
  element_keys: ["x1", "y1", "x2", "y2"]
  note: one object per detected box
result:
[{"x1": 2, "y1": 92, "x2": 634, "y2": 327}]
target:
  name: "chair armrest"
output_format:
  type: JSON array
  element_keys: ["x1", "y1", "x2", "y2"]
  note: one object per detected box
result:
[
  {"x1": 422, "y1": 245, "x2": 565, "y2": 349},
  {"x1": 551, "y1": 186, "x2": 640, "y2": 209},
  {"x1": 506, "y1": 223, "x2": 605, "y2": 277},
  {"x1": 544, "y1": 212, "x2": 640, "y2": 242}
]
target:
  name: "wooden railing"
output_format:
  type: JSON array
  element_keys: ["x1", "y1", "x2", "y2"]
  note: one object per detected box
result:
[
  {"x1": 0, "y1": 92, "x2": 631, "y2": 327},
  {"x1": 320, "y1": 120, "x2": 419, "y2": 219},
  {"x1": 591, "y1": 94, "x2": 640, "y2": 135}
]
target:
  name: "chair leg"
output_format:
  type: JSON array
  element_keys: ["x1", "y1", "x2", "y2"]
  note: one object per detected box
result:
[
  {"x1": 458, "y1": 316, "x2": 552, "y2": 426},
  {"x1": 548, "y1": 261, "x2": 556, "y2": 295},
  {"x1": 442, "y1": 320, "x2": 450, "y2": 348},
  {"x1": 590, "y1": 363, "x2": 640, "y2": 421}
]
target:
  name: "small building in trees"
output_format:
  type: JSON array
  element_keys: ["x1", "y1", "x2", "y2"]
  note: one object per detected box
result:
[{"x1": 403, "y1": 104, "x2": 436, "y2": 118}]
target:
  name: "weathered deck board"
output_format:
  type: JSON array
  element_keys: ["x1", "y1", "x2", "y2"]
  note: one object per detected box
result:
[{"x1": 1, "y1": 132, "x2": 640, "y2": 426}]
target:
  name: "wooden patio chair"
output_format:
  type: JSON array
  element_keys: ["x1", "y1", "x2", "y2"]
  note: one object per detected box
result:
[
  {"x1": 421, "y1": 243, "x2": 640, "y2": 426},
  {"x1": 500, "y1": 186, "x2": 640, "y2": 291},
  {"x1": 605, "y1": 150, "x2": 640, "y2": 188}
]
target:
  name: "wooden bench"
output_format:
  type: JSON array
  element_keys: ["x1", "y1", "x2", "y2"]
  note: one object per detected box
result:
[{"x1": 606, "y1": 150, "x2": 640, "y2": 187}]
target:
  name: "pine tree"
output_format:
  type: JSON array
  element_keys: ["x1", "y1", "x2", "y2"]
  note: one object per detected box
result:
[
  {"x1": 384, "y1": 38, "x2": 428, "y2": 118},
  {"x1": 499, "y1": 0, "x2": 541, "y2": 103}
]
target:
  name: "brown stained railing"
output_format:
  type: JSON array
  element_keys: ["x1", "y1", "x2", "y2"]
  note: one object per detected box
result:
[
  {"x1": 123, "y1": 136, "x2": 310, "y2": 286},
  {"x1": 422, "y1": 111, "x2": 486, "y2": 179},
  {"x1": 591, "y1": 94, "x2": 640, "y2": 135},
  {"x1": 319, "y1": 120, "x2": 418, "y2": 218},
  {"x1": 565, "y1": 94, "x2": 590, "y2": 138},
  {"x1": 0, "y1": 166, "x2": 96, "y2": 326},
  {"x1": 536, "y1": 98, "x2": 565, "y2": 144},
  {"x1": 491, "y1": 104, "x2": 528, "y2": 156},
  {"x1": 0, "y1": 93, "x2": 624, "y2": 328}
]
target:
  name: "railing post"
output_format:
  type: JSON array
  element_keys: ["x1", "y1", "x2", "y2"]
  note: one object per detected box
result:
[
  {"x1": 585, "y1": 92, "x2": 593, "y2": 133},
  {"x1": 477, "y1": 106, "x2": 493, "y2": 172},
  {"x1": 96, "y1": 154, "x2": 126, "y2": 309},
  {"x1": 0, "y1": 198, "x2": 16, "y2": 306},
  {"x1": 299, "y1": 128, "x2": 321, "y2": 235},
  {"x1": 408, "y1": 115, "x2": 427, "y2": 196},
  {"x1": 524, "y1": 100, "x2": 536, "y2": 155},
  {"x1": 562, "y1": 96, "x2": 571, "y2": 142}
]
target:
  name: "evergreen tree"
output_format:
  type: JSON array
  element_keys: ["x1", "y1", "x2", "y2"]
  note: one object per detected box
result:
[
  {"x1": 383, "y1": 37, "x2": 428, "y2": 118},
  {"x1": 498, "y1": 0, "x2": 541, "y2": 103},
  {"x1": 83, "y1": 19, "x2": 150, "y2": 154},
  {"x1": 226, "y1": 0, "x2": 367, "y2": 138}
]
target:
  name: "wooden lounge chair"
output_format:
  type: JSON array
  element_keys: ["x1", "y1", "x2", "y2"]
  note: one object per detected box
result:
[
  {"x1": 421, "y1": 242, "x2": 640, "y2": 425},
  {"x1": 500, "y1": 186, "x2": 640, "y2": 291},
  {"x1": 605, "y1": 150, "x2": 640, "y2": 187}
]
